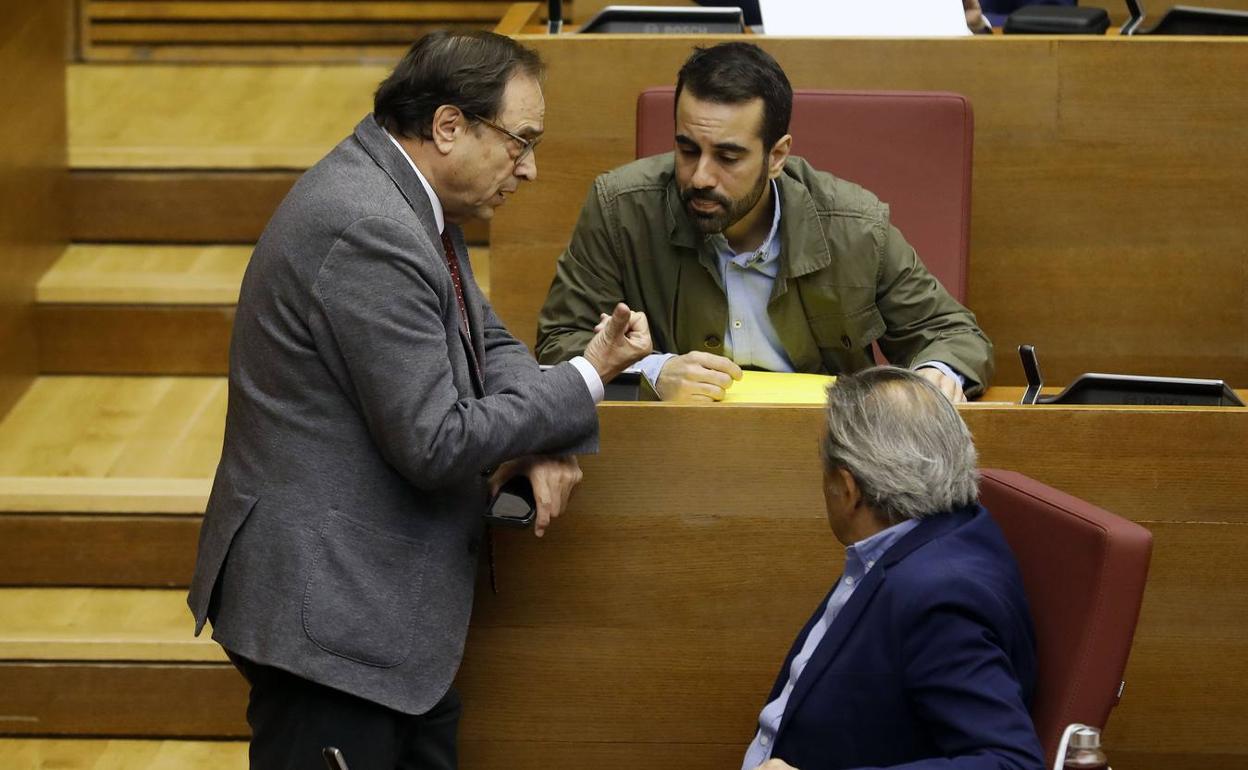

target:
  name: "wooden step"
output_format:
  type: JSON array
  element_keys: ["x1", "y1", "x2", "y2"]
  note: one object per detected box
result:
[
  {"x1": 0, "y1": 738, "x2": 247, "y2": 768},
  {"x1": 69, "y1": 170, "x2": 490, "y2": 245},
  {"x1": 0, "y1": 588, "x2": 223, "y2": 662},
  {"x1": 0, "y1": 476, "x2": 207, "y2": 587},
  {"x1": 0, "y1": 738, "x2": 745, "y2": 769},
  {"x1": 70, "y1": 169, "x2": 298, "y2": 243},
  {"x1": 0, "y1": 660, "x2": 246, "y2": 737},
  {"x1": 37, "y1": 246, "x2": 243, "y2": 375},
  {"x1": 69, "y1": 64, "x2": 383, "y2": 170},
  {"x1": 38, "y1": 245, "x2": 250, "y2": 305},
  {"x1": 78, "y1": 0, "x2": 564, "y2": 63},
  {"x1": 66, "y1": 64, "x2": 490, "y2": 243},
  {"x1": 0, "y1": 376, "x2": 226, "y2": 478},
  {"x1": 35, "y1": 244, "x2": 491, "y2": 375},
  {"x1": 0, "y1": 377, "x2": 216, "y2": 586},
  {"x1": 0, "y1": 588, "x2": 247, "y2": 737}
]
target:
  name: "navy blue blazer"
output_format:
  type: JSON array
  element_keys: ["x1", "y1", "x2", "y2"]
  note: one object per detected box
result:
[{"x1": 763, "y1": 505, "x2": 1046, "y2": 770}]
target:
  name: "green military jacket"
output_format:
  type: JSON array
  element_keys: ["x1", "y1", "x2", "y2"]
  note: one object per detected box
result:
[{"x1": 536, "y1": 154, "x2": 994, "y2": 395}]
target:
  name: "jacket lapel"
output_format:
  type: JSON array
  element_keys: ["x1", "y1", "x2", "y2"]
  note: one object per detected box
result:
[
  {"x1": 770, "y1": 172, "x2": 833, "y2": 374},
  {"x1": 774, "y1": 509, "x2": 975, "y2": 744},
  {"x1": 354, "y1": 114, "x2": 484, "y2": 395},
  {"x1": 352, "y1": 114, "x2": 441, "y2": 248},
  {"x1": 776, "y1": 567, "x2": 886, "y2": 741}
]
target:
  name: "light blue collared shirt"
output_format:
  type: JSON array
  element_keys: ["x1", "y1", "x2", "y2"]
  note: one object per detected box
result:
[
  {"x1": 711, "y1": 180, "x2": 792, "y2": 373},
  {"x1": 740, "y1": 517, "x2": 921, "y2": 770},
  {"x1": 635, "y1": 183, "x2": 962, "y2": 390}
]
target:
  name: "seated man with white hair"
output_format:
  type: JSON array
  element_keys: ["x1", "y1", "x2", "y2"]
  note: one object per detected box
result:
[{"x1": 746, "y1": 367, "x2": 1046, "y2": 770}]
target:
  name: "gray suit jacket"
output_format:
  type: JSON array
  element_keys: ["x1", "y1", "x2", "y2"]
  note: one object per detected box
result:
[{"x1": 187, "y1": 114, "x2": 599, "y2": 715}]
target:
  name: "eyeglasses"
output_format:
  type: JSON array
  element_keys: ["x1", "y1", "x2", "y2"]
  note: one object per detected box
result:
[{"x1": 464, "y1": 111, "x2": 541, "y2": 165}]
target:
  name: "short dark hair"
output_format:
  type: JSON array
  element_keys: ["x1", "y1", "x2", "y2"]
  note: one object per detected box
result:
[
  {"x1": 374, "y1": 30, "x2": 544, "y2": 140},
  {"x1": 674, "y1": 43, "x2": 792, "y2": 151}
]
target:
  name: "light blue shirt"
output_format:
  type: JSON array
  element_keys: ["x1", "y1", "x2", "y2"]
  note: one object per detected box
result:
[
  {"x1": 711, "y1": 180, "x2": 792, "y2": 373},
  {"x1": 635, "y1": 183, "x2": 963, "y2": 390},
  {"x1": 740, "y1": 517, "x2": 921, "y2": 770}
]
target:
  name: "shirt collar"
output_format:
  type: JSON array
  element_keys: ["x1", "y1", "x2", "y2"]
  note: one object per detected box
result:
[
  {"x1": 385, "y1": 131, "x2": 445, "y2": 234},
  {"x1": 711, "y1": 179, "x2": 782, "y2": 269},
  {"x1": 846, "y1": 517, "x2": 921, "y2": 572}
]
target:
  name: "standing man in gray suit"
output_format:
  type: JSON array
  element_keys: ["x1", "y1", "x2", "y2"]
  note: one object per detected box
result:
[{"x1": 187, "y1": 31, "x2": 651, "y2": 770}]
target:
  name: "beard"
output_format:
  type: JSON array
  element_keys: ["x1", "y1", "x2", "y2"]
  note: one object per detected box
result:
[{"x1": 680, "y1": 164, "x2": 771, "y2": 235}]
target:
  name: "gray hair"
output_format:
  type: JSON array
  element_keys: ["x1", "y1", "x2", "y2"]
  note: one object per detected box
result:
[{"x1": 821, "y1": 367, "x2": 979, "y2": 525}]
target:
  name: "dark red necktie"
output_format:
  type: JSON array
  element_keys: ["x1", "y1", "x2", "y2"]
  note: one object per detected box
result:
[
  {"x1": 440, "y1": 231, "x2": 484, "y2": 386},
  {"x1": 440, "y1": 232, "x2": 472, "y2": 338},
  {"x1": 444, "y1": 231, "x2": 499, "y2": 592}
]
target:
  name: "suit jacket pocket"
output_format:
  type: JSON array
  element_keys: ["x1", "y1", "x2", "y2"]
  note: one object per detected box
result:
[
  {"x1": 302, "y1": 513, "x2": 430, "y2": 668},
  {"x1": 188, "y1": 481, "x2": 259, "y2": 635}
]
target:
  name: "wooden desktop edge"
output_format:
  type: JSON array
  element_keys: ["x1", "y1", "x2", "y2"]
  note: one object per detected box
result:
[{"x1": 595, "y1": 386, "x2": 1248, "y2": 410}]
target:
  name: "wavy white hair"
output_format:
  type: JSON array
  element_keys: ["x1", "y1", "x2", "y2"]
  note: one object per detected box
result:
[{"x1": 821, "y1": 367, "x2": 979, "y2": 525}]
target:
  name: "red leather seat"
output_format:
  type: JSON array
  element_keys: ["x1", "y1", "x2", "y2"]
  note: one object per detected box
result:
[
  {"x1": 980, "y1": 469, "x2": 1153, "y2": 764},
  {"x1": 635, "y1": 87, "x2": 974, "y2": 301}
]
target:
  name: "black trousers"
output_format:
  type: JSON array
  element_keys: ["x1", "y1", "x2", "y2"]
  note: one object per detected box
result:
[{"x1": 228, "y1": 652, "x2": 461, "y2": 770}]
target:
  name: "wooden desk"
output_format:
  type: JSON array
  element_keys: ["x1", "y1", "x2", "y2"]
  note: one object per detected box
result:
[
  {"x1": 457, "y1": 398, "x2": 1247, "y2": 770},
  {"x1": 488, "y1": 35, "x2": 1248, "y2": 389}
]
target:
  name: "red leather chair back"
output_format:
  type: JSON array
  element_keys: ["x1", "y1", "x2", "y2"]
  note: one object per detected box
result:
[
  {"x1": 636, "y1": 88, "x2": 974, "y2": 301},
  {"x1": 979, "y1": 469, "x2": 1153, "y2": 765}
]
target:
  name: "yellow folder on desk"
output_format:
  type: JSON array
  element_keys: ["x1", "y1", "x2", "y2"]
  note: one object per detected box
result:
[{"x1": 720, "y1": 371, "x2": 837, "y2": 404}]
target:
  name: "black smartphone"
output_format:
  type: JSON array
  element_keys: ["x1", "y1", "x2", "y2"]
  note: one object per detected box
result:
[
  {"x1": 323, "y1": 747, "x2": 350, "y2": 770},
  {"x1": 486, "y1": 475, "x2": 537, "y2": 528}
]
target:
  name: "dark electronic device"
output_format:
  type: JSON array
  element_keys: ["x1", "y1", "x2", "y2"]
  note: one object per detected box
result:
[
  {"x1": 694, "y1": 0, "x2": 763, "y2": 27},
  {"x1": 604, "y1": 370, "x2": 642, "y2": 401},
  {"x1": 486, "y1": 476, "x2": 538, "y2": 528},
  {"x1": 1123, "y1": 0, "x2": 1248, "y2": 35},
  {"x1": 1003, "y1": 6, "x2": 1111, "y2": 34},
  {"x1": 1018, "y1": 345, "x2": 1244, "y2": 407},
  {"x1": 323, "y1": 747, "x2": 351, "y2": 770},
  {"x1": 577, "y1": 5, "x2": 746, "y2": 34},
  {"x1": 535, "y1": 365, "x2": 641, "y2": 400}
]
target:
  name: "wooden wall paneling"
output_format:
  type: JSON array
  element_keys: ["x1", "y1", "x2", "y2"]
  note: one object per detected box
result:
[
  {"x1": 0, "y1": 400, "x2": 1242, "y2": 769},
  {"x1": 487, "y1": 36, "x2": 1248, "y2": 388},
  {"x1": 471, "y1": 405, "x2": 1247, "y2": 770},
  {"x1": 0, "y1": 0, "x2": 68, "y2": 413},
  {"x1": 1106, "y1": 521, "x2": 1248, "y2": 765},
  {"x1": 971, "y1": 39, "x2": 1248, "y2": 387}
]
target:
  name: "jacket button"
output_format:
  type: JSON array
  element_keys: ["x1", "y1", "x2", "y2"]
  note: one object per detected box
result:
[
  {"x1": 841, "y1": 334, "x2": 852, "y2": 349},
  {"x1": 704, "y1": 335, "x2": 721, "y2": 348}
]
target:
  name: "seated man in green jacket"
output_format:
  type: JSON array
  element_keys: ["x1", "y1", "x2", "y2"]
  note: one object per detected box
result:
[{"x1": 536, "y1": 42, "x2": 993, "y2": 403}]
